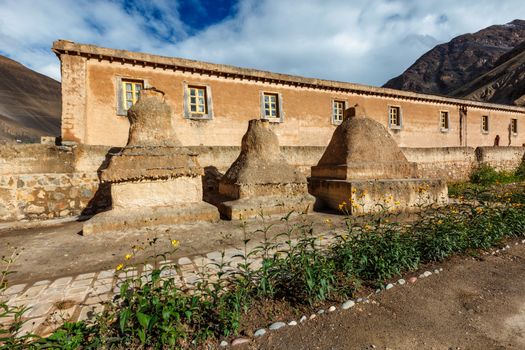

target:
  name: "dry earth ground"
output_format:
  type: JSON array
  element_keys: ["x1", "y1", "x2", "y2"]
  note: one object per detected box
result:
[
  {"x1": 242, "y1": 241, "x2": 525, "y2": 350},
  {"x1": 0, "y1": 213, "x2": 346, "y2": 284}
]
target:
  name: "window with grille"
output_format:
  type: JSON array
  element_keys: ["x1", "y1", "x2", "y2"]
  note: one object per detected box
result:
[
  {"x1": 482, "y1": 115, "x2": 489, "y2": 133},
  {"x1": 389, "y1": 106, "x2": 401, "y2": 128},
  {"x1": 511, "y1": 118, "x2": 518, "y2": 134},
  {"x1": 122, "y1": 80, "x2": 143, "y2": 111},
  {"x1": 188, "y1": 86, "x2": 207, "y2": 114},
  {"x1": 440, "y1": 111, "x2": 449, "y2": 131},
  {"x1": 333, "y1": 100, "x2": 345, "y2": 123},
  {"x1": 263, "y1": 93, "x2": 279, "y2": 119}
]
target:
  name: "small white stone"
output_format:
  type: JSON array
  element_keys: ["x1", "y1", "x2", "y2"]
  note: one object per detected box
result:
[
  {"x1": 385, "y1": 283, "x2": 394, "y2": 290},
  {"x1": 439, "y1": 268, "x2": 443, "y2": 272},
  {"x1": 288, "y1": 320, "x2": 298, "y2": 326},
  {"x1": 269, "y1": 322, "x2": 286, "y2": 330},
  {"x1": 496, "y1": 249, "x2": 500, "y2": 253},
  {"x1": 356, "y1": 298, "x2": 363, "y2": 303},
  {"x1": 375, "y1": 289, "x2": 381, "y2": 293},
  {"x1": 231, "y1": 338, "x2": 249, "y2": 346},
  {"x1": 317, "y1": 309, "x2": 325, "y2": 314},
  {"x1": 434, "y1": 269, "x2": 440, "y2": 274},
  {"x1": 342, "y1": 300, "x2": 355, "y2": 309},
  {"x1": 309, "y1": 314, "x2": 316, "y2": 320},
  {"x1": 418, "y1": 274, "x2": 425, "y2": 278},
  {"x1": 398, "y1": 279, "x2": 406, "y2": 285},
  {"x1": 515, "y1": 242, "x2": 519, "y2": 246},
  {"x1": 254, "y1": 328, "x2": 266, "y2": 337},
  {"x1": 521, "y1": 239, "x2": 525, "y2": 244},
  {"x1": 299, "y1": 315, "x2": 307, "y2": 323},
  {"x1": 506, "y1": 245, "x2": 510, "y2": 249},
  {"x1": 423, "y1": 271, "x2": 432, "y2": 277},
  {"x1": 328, "y1": 306, "x2": 336, "y2": 312},
  {"x1": 178, "y1": 257, "x2": 192, "y2": 265},
  {"x1": 220, "y1": 340, "x2": 228, "y2": 347}
]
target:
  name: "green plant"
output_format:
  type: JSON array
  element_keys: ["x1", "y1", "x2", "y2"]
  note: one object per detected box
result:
[
  {"x1": 470, "y1": 164, "x2": 518, "y2": 186},
  {"x1": 9, "y1": 184, "x2": 525, "y2": 348}
]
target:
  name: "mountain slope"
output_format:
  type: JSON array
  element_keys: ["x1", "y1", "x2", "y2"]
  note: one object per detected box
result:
[
  {"x1": 450, "y1": 40, "x2": 525, "y2": 105},
  {"x1": 383, "y1": 19, "x2": 525, "y2": 96},
  {"x1": 0, "y1": 55, "x2": 61, "y2": 143}
]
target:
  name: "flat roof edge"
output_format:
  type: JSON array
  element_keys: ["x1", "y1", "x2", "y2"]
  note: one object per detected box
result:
[{"x1": 52, "y1": 40, "x2": 525, "y2": 114}]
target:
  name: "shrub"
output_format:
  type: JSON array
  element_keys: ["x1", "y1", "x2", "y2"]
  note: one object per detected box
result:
[{"x1": 515, "y1": 161, "x2": 525, "y2": 180}]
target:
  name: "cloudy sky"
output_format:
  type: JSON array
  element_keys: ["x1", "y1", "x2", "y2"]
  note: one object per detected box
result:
[{"x1": 0, "y1": 0, "x2": 524, "y2": 86}]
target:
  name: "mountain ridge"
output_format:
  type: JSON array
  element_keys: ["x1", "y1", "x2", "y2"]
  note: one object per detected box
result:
[
  {"x1": 383, "y1": 19, "x2": 525, "y2": 105},
  {"x1": 0, "y1": 54, "x2": 61, "y2": 143}
]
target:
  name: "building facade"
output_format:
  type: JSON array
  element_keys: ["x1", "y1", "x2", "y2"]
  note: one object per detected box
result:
[{"x1": 52, "y1": 40, "x2": 525, "y2": 148}]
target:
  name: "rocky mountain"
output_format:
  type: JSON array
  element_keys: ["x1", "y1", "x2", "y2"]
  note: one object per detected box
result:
[
  {"x1": 383, "y1": 19, "x2": 525, "y2": 103},
  {"x1": 451, "y1": 40, "x2": 525, "y2": 105},
  {"x1": 0, "y1": 55, "x2": 61, "y2": 143}
]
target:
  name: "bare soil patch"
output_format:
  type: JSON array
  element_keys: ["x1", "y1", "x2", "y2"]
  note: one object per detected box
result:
[{"x1": 233, "y1": 240, "x2": 525, "y2": 350}]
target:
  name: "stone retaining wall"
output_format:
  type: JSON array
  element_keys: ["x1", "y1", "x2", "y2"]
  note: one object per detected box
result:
[
  {"x1": 475, "y1": 147, "x2": 525, "y2": 172},
  {"x1": 402, "y1": 147, "x2": 477, "y2": 182},
  {"x1": 1, "y1": 144, "x2": 523, "y2": 224}
]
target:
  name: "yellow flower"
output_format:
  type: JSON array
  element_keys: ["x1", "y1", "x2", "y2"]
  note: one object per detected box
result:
[
  {"x1": 394, "y1": 201, "x2": 400, "y2": 206},
  {"x1": 475, "y1": 207, "x2": 483, "y2": 214},
  {"x1": 171, "y1": 239, "x2": 180, "y2": 248},
  {"x1": 351, "y1": 188, "x2": 357, "y2": 194},
  {"x1": 338, "y1": 201, "x2": 347, "y2": 210},
  {"x1": 124, "y1": 254, "x2": 132, "y2": 260},
  {"x1": 116, "y1": 263, "x2": 124, "y2": 271},
  {"x1": 437, "y1": 220, "x2": 443, "y2": 225},
  {"x1": 364, "y1": 224, "x2": 372, "y2": 230}
]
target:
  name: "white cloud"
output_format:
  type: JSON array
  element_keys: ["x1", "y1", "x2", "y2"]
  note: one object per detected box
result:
[{"x1": 0, "y1": 0, "x2": 524, "y2": 85}]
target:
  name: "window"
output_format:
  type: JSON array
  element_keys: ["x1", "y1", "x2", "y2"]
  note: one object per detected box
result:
[
  {"x1": 188, "y1": 86, "x2": 207, "y2": 114},
  {"x1": 332, "y1": 100, "x2": 345, "y2": 124},
  {"x1": 183, "y1": 83, "x2": 213, "y2": 120},
  {"x1": 263, "y1": 93, "x2": 279, "y2": 119},
  {"x1": 511, "y1": 118, "x2": 518, "y2": 134},
  {"x1": 389, "y1": 106, "x2": 401, "y2": 128},
  {"x1": 440, "y1": 111, "x2": 449, "y2": 131},
  {"x1": 120, "y1": 80, "x2": 143, "y2": 113},
  {"x1": 482, "y1": 115, "x2": 489, "y2": 133}
]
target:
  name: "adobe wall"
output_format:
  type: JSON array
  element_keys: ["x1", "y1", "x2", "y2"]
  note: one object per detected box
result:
[
  {"x1": 1, "y1": 144, "x2": 523, "y2": 224},
  {"x1": 80, "y1": 60, "x2": 525, "y2": 149},
  {"x1": 53, "y1": 41, "x2": 525, "y2": 150}
]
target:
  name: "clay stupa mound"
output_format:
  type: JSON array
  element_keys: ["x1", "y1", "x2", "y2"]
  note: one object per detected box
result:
[
  {"x1": 312, "y1": 105, "x2": 418, "y2": 180},
  {"x1": 309, "y1": 105, "x2": 448, "y2": 215},
  {"x1": 221, "y1": 119, "x2": 305, "y2": 192},
  {"x1": 218, "y1": 119, "x2": 314, "y2": 219},
  {"x1": 83, "y1": 88, "x2": 218, "y2": 234}
]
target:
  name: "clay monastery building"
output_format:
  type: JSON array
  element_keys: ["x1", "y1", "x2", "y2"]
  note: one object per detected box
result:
[{"x1": 52, "y1": 40, "x2": 525, "y2": 148}]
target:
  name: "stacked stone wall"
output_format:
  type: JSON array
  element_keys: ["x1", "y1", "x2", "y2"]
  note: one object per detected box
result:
[
  {"x1": 475, "y1": 147, "x2": 525, "y2": 172},
  {"x1": 402, "y1": 147, "x2": 477, "y2": 182}
]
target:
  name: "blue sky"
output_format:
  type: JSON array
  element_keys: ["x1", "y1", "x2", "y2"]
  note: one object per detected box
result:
[{"x1": 0, "y1": 0, "x2": 524, "y2": 85}]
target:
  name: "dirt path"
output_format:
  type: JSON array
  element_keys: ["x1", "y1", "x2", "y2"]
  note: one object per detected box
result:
[
  {"x1": 0, "y1": 212, "x2": 346, "y2": 284},
  {"x1": 242, "y1": 241, "x2": 525, "y2": 350}
]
